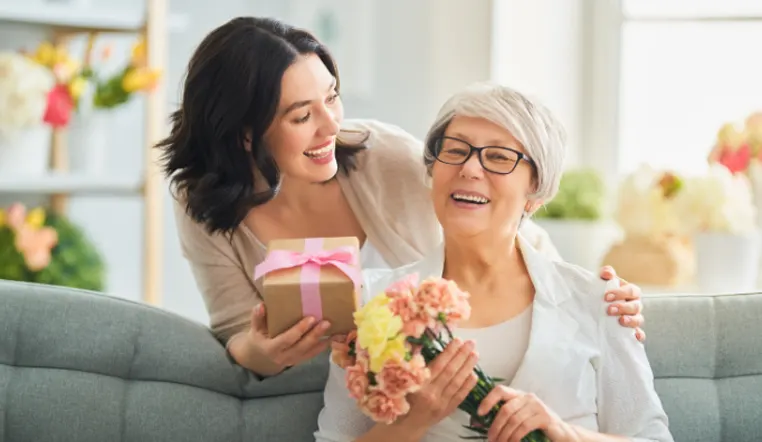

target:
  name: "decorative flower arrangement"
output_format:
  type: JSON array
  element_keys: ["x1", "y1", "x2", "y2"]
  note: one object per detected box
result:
[
  {"x1": 79, "y1": 36, "x2": 161, "y2": 111},
  {"x1": 533, "y1": 168, "x2": 606, "y2": 221},
  {"x1": 672, "y1": 163, "x2": 757, "y2": 235},
  {"x1": 707, "y1": 111, "x2": 762, "y2": 175},
  {"x1": 614, "y1": 164, "x2": 685, "y2": 239},
  {"x1": 331, "y1": 274, "x2": 548, "y2": 441},
  {"x1": 0, "y1": 203, "x2": 106, "y2": 291},
  {"x1": 0, "y1": 52, "x2": 56, "y2": 138},
  {"x1": 0, "y1": 203, "x2": 58, "y2": 272},
  {"x1": 25, "y1": 41, "x2": 88, "y2": 128}
]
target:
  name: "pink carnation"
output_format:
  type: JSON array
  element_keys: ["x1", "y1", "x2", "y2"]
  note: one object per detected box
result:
[
  {"x1": 346, "y1": 362, "x2": 370, "y2": 401},
  {"x1": 376, "y1": 353, "x2": 430, "y2": 397},
  {"x1": 438, "y1": 280, "x2": 471, "y2": 326},
  {"x1": 330, "y1": 330, "x2": 357, "y2": 369},
  {"x1": 360, "y1": 388, "x2": 410, "y2": 424},
  {"x1": 386, "y1": 272, "x2": 419, "y2": 296},
  {"x1": 387, "y1": 292, "x2": 434, "y2": 339}
]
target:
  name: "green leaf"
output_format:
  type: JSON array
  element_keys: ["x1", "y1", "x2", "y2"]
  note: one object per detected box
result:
[{"x1": 533, "y1": 168, "x2": 605, "y2": 220}]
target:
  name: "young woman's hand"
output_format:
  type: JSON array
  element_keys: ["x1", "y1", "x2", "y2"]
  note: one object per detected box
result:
[
  {"x1": 245, "y1": 303, "x2": 332, "y2": 372},
  {"x1": 599, "y1": 266, "x2": 646, "y2": 342},
  {"x1": 397, "y1": 338, "x2": 480, "y2": 433}
]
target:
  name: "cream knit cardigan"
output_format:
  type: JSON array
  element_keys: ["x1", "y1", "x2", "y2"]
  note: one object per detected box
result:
[{"x1": 173, "y1": 119, "x2": 561, "y2": 342}]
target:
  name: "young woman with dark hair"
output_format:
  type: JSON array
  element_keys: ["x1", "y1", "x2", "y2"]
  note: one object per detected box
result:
[{"x1": 157, "y1": 16, "x2": 646, "y2": 378}]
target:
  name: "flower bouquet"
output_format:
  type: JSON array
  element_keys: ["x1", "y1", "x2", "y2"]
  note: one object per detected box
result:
[
  {"x1": 331, "y1": 274, "x2": 548, "y2": 441},
  {"x1": 0, "y1": 203, "x2": 106, "y2": 291},
  {"x1": 79, "y1": 36, "x2": 161, "y2": 110},
  {"x1": 25, "y1": 40, "x2": 89, "y2": 128}
]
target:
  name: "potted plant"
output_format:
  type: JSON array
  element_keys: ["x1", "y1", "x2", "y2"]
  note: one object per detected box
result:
[
  {"x1": 532, "y1": 168, "x2": 613, "y2": 270},
  {"x1": 708, "y1": 111, "x2": 762, "y2": 229},
  {"x1": 601, "y1": 165, "x2": 695, "y2": 288},
  {"x1": 0, "y1": 203, "x2": 105, "y2": 292},
  {"x1": 672, "y1": 164, "x2": 760, "y2": 293},
  {"x1": 0, "y1": 46, "x2": 83, "y2": 176},
  {"x1": 66, "y1": 35, "x2": 161, "y2": 175}
]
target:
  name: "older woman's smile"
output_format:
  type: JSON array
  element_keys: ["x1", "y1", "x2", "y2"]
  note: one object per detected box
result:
[{"x1": 450, "y1": 190, "x2": 490, "y2": 208}]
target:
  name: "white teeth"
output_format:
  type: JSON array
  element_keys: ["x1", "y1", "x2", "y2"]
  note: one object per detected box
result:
[
  {"x1": 452, "y1": 193, "x2": 489, "y2": 204},
  {"x1": 304, "y1": 145, "x2": 334, "y2": 157}
]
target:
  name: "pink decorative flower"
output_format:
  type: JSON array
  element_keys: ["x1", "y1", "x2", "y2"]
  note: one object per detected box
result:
[
  {"x1": 15, "y1": 226, "x2": 58, "y2": 271},
  {"x1": 346, "y1": 362, "x2": 370, "y2": 401},
  {"x1": 376, "y1": 353, "x2": 429, "y2": 397},
  {"x1": 438, "y1": 279, "x2": 471, "y2": 326},
  {"x1": 387, "y1": 291, "x2": 433, "y2": 338},
  {"x1": 330, "y1": 330, "x2": 357, "y2": 369},
  {"x1": 5, "y1": 203, "x2": 26, "y2": 230},
  {"x1": 360, "y1": 388, "x2": 410, "y2": 424}
]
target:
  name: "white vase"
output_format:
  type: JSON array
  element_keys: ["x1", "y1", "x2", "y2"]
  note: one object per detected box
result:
[
  {"x1": 694, "y1": 231, "x2": 761, "y2": 293},
  {"x1": 67, "y1": 110, "x2": 113, "y2": 175},
  {"x1": 0, "y1": 125, "x2": 52, "y2": 176},
  {"x1": 533, "y1": 219, "x2": 621, "y2": 271}
]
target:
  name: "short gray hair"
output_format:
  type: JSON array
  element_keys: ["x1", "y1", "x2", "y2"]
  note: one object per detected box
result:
[{"x1": 423, "y1": 82, "x2": 567, "y2": 201}]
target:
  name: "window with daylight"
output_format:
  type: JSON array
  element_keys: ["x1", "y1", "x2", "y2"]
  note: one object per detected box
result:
[{"x1": 614, "y1": 1, "x2": 762, "y2": 176}]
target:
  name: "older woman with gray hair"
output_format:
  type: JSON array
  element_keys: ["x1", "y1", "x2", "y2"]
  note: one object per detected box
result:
[{"x1": 314, "y1": 83, "x2": 672, "y2": 442}]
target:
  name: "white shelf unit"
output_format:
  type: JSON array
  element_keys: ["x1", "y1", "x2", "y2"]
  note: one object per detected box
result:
[
  {"x1": 0, "y1": 2, "x2": 169, "y2": 306},
  {"x1": 0, "y1": 173, "x2": 144, "y2": 194}
]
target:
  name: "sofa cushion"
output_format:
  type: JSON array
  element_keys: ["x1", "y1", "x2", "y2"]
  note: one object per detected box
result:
[
  {"x1": 0, "y1": 280, "x2": 329, "y2": 442},
  {"x1": 642, "y1": 292, "x2": 762, "y2": 442}
]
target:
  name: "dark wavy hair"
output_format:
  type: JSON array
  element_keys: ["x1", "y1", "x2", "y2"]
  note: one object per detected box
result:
[{"x1": 156, "y1": 17, "x2": 367, "y2": 236}]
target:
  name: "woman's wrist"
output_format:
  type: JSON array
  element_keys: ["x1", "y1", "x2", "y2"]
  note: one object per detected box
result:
[{"x1": 227, "y1": 332, "x2": 284, "y2": 377}]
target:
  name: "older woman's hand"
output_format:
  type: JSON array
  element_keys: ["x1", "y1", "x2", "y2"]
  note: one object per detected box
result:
[
  {"x1": 599, "y1": 266, "x2": 646, "y2": 342},
  {"x1": 476, "y1": 386, "x2": 574, "y2": 442}
]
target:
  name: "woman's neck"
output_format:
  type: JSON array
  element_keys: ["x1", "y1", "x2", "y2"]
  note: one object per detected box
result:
[
  {"x1": 442, "y1": 232, "x2": 525, "y2": 295},
  {"x1": 269, "y1": 175, "x2": 341, "y2": 215}
]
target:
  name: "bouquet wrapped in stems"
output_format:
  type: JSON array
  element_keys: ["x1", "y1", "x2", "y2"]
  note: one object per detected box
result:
[{"x1": 331, "y1": 274, "x2": 549, "y2": 441}]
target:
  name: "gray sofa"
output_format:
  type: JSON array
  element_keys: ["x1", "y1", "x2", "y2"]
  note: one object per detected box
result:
[{"x1": 1, "y1": 280, "x2": 760, "y2": 441}]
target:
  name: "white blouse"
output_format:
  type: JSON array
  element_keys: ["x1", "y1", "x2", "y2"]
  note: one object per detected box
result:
[{"x1": 314, "y1": 234, "x2": 674, "y2": 442}]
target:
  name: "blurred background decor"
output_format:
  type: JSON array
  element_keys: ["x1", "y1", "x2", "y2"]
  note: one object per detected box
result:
[
  {"x1": 67, "y1": 35, "x2": 161, "y2": 175},
  {"x1": 0, "y1": 202, "x2": 105, "y2": 291},
  {"x1": 533, "y1": 168, "x2": 614, "y2": 270},
  {"x1": 708, "y1": 111, "x2": 762, "y2": 227},
  {"x1": 0, "y1": 50, "x2": 56, "y2": 175},
  {"x1": 673, "y1": 164, "x2": 760, "y2": 293},
  {"x1": 602, "y1": 165, "x2": 695, "y2": 288}
]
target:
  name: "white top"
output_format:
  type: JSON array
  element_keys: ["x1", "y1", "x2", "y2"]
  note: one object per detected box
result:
[
  {"x1": 314, "y1": 234, "x2": 674, "y2": 442},
  {"x1": 427, "y1": 305, "x2": 533, "y2": 440},
  {"x1": 359, "y1": 240, "x2": 391, "y2": 270}
]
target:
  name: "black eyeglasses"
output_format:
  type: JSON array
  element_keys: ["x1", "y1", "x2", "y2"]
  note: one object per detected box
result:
[{"x1": 433, "y1": 136, "x2": 535, "y2": 175}]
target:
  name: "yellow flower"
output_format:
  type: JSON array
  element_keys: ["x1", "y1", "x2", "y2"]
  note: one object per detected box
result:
[
  {"x1": 31, "y1": 41, "x2": 57, "y2": 66},
  {"x1": 131, "y1": 39, "x2": 147, "y2": 68},
  {"x1": 122, "y1": 68, "x2": 161, "y2": 92},
  {"x1": 68, "y1": 76, "x2": 87, "y2": 101},
  {"x1": 354, "y1": 293, "x2": 391, "y2": 327},
  {"x1": 0, "y1": 209, "x2": 6, "y2": 228},
  {"x1": 368, "y1": 334, "x2": 407, "y2": 372},
  {"x1": 53, "y1": 59, "x2": 80, "y2": 83},
  {"x1": 356, "y1": 301, "x2": 404, "y2": 372},
  {"x1": 25, "y1": 207, "x2": 46, "y2": 229}
]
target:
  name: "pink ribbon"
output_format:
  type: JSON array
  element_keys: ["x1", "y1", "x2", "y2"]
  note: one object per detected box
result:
[{"x1": 254, "y1": 238, "x2": 361, "y2": 320}]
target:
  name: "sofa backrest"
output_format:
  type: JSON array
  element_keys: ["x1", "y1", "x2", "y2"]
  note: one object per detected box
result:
[
  {"x1": 643, "y1": 292, "x2": 762, "y2": 442},
  {"x1": 0, "y1": 280, "x2": 330, "y2": 442},
  {"x1": 2, "y1": 280, "x2": 762, "y2": 441}
]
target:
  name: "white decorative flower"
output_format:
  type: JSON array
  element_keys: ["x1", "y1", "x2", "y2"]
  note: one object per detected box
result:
[
  {"x1": 673, "y1": 164, "x2": 757, "y2": 235},
  {"x1": 615, "y1": 164, "x2": 683, "y2": 238},
  {"x1": 0, "y1": 52, "x2": 55, "y2": 139}
]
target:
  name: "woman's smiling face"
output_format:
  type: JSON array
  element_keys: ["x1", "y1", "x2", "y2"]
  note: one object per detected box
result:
[{"x1": 430, "y1": 115, "x2": 538, "y2": 240}]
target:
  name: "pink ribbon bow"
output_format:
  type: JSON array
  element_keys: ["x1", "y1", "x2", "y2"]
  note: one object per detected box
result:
[{"x1": 254, "y1": 238, "x2": 361, "y2": 321}]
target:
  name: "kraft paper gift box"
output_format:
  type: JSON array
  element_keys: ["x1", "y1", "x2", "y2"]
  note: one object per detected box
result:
[{"x1": 254, "y1": 237, "x2": 363, "y2": 337}]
